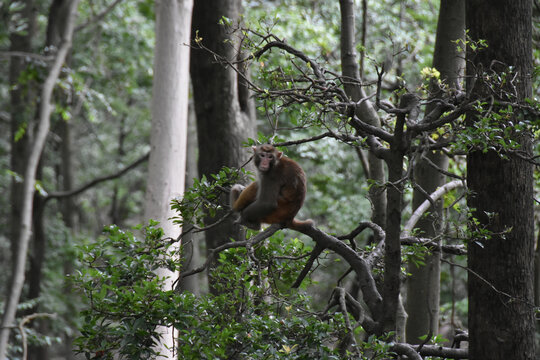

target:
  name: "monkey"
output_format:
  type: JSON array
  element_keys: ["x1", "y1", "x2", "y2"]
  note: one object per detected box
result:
[{"x1": 230, "y1": 144, "x2": 313, "y2": 231}]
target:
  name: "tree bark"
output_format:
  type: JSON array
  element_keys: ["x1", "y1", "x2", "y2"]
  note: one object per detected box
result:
[
  {"x1": 26, "y1": 3, "x2": 73, "y2": 359},
  {"x1": 0, "y1": 1, "x2": 80, "y2": 358},
  {"x1": 381, "y1": 131, "x2": 405, "y2": 336},
  {"x1": 190, "y1": 0, "x2": 256, "y2": 289},
  {"x1": 144, "y1": 0, "x2": 193, "y2": 358},
  {"x1": 338, "y1": 0, "x2": 386, "y2": 229},
  {"x1": 406, "y1": 0, "x2": 465, "y2": 344},
  {"x1": 58, "y1": 118, "x2": 77, "y2": 360},
  {"x1": 466, "y1": 1, "x2": 535, "y2": 359},
  {"x1": 7, "y1": 0, "x2": 37, "y2": 298},
  {"x1": 178, "y1": 100, "x2": 203, "y2": 294}
]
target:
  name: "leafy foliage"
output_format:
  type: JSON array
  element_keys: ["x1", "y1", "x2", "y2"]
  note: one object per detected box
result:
[
  {"x1": 170, "y1": 166, "x2": 248, "y2": 229},
  {"x1": 73, "y1": 222, "x2": 399, "y2": 359}
]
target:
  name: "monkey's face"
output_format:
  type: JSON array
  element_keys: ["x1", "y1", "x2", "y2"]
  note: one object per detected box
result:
[
  {"x1": 253, "y1": 145, "x2": 282, "y2": 173},
  {"x1": 256, "y1": 150, "x2": 276, "y2": 172}
]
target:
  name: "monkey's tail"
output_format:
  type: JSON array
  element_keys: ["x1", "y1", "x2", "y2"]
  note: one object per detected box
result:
[{"x1": 287, "y1": 218, "x2": 314, "y2": 232}]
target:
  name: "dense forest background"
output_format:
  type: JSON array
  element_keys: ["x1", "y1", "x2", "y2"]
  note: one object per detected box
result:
[{"x1": 0, "y1": 0, "x2": 539, "y2": 359}]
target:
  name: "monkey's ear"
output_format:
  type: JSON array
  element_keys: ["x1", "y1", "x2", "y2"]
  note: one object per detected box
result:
[
  {"x1": 252, "y1": 145, "x2": 257, "y2": 152},
  {"x1": 277, "y1": 151, "x2": 283, "y2": 159}
]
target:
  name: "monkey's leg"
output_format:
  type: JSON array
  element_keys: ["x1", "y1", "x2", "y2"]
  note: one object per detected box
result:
[
  {"x1": 230, "y1": 183, "x2": 261, "y2": 229},
  {"x1": 231, "y1": 182, "x2": 258, "y2": 211},
  {"x1": 230, "y1": 184, "x2": 245, "y2": 208}
]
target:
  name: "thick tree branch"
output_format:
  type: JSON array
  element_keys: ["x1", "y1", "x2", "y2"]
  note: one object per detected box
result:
[
  {"x1": 296, "y1": 224, "x2": 383, "y2": 324},
  {"x1": 391, "y1": 343, "x2": 468, "y2": 359}
]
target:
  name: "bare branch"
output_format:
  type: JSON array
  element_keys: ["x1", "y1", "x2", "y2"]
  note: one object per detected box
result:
[
  {"x1": 0, "y1": 51, "x2": 53, "y2": 61},
  {"x1": 350, "y1": 114, "x2": 394, "y2": 143},
  {"x1": 402, "y1": 180, "x2": 465, "y2": 237},
  {"x1": 291, "y1": 244, "x2": 324, "y2": 288},
  {"x1": 391, "y1": 343, "x2": 468, "y2": 359},
  {"x1": 295, "y1": 224, "x2": 383, "y2": 325},
  {"x1": 252, "y1": 40, "x2": 325, "y2": 80},
  {"x1": 45, "y1": 152, "x2": 150, "y2": 202},
  {"x1": 18, "y1": 313, "x2": 57, "y2": 360},
  {"x1": 401, "y1": 236, "x2": 467, "y2": 256},
  {"x1": 441, "y1": 258, "x2": 536, "y2": 308}
]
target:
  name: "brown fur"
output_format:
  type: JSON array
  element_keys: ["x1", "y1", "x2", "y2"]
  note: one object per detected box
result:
[{"x1": 230, "y1": 145, "x2": 313, "y2": 231}]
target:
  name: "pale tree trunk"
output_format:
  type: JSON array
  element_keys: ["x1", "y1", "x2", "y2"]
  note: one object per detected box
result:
[
  {"x1": 27, "y1": 3, "x2": 74, "y2": 359},
  {"x1": 406, "y1": 0, "x2": 465, "y2": 344},
  {"x1": 0, "y1": 1, "x2": 80, "y2": 358},
  {"x1": 190, "y1": 0, "x2": 256, "y2": 292},
  {"x1": 466, "y1": 1, "x2": 535, "y2": 359},
  {"x1": 144, "y1": 0, "x2": 192, "y2": 357}
]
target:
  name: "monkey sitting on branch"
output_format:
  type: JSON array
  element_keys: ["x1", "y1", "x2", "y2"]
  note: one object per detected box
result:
[{"x1": 230, "y1": 144, "x2": 313, "y2": 231}]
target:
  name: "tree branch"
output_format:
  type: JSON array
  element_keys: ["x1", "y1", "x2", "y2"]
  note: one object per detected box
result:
[
  {"x1": 0, "y1": 51, "x2": 53, "y2": 61},
  {"x1": 401, "y1": 236, "x2": 467, "y2": 256},
  {"x1": 296, "y1": 224, "x2": 384, "y2": 324},
  {"x1": 74, "y1": 0, "x2": 124, "y2": 32},
  {"x1": 179, "y1": 224, "x2": 281, "y2": 280},
  {"x1": 402, "y1": 180, "x2": 465, "y2": 236},
  {"x1": 291, "y1": 244, "x2": 324, "y2": 288},
  {"x1": 391, "y1": 343, "x2": 468, "y2": 359},
  {"x1": 44, "y1": 152, "x2": 149, "y2": 202},
  {"x1": 253, "y1": 40, "x2": 325, "y2": 80}
]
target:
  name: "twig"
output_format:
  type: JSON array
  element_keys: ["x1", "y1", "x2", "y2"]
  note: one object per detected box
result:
[
  {"x1": 74, "y1": 0, "x2": 124, "y2": 32},
  {"x1": 18, "y1": 313, "x2": 57, "y2": 360},
  {"x1": 441, "y1": 258, "x2": 536, "y2": 308}
]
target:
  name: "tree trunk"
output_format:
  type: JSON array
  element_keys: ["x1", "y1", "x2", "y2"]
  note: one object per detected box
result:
[
  {"x1": 178, "y1": 100, "x2": 203, "y2": 294},
  {"x1": 58, "y1": 118, "x2": 77, "y2": 360},
  {"x1": 0, "y1": 1, "x2": 80, "y2": 358},
  {"x1": 466, "y1": 1, "x2": 535, "y2": 359},
  {"x1": 7, "y1": 0, "x2": 37, "y2": 298},
  {"x1": 338, "y1": 0, "x2": 386, "y2": 229},
  {"x1": 406, "y1": 0, "x2": 465, "y2": 344},
  {"x1": 110, "y1": 115, "x2": 127, "y2": 225},
  {"x1": 144, "y1": 0, "x2": 192, "y2": 358},
  {"x1": 26, "y1": 3, "x2": 73, "y2": 359},
  {"x1": 190, "y1": 0, "x2": 256, "y2": 289},
  {"x1": 382, "y1": 149, "x2": 404, "y2": 336}
]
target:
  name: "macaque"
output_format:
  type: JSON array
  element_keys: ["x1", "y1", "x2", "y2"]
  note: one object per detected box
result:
[{"x1": 230, "y1": 144, "x2": 313, "y2": 231}]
